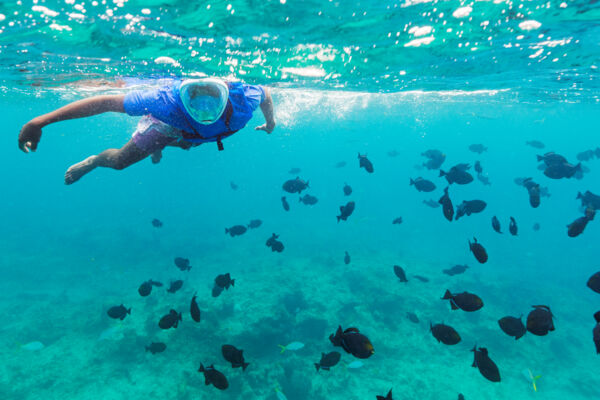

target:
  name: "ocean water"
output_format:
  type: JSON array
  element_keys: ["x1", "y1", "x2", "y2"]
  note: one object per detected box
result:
[{"x1": 1, "y1": 1, "x2": 600, "y2": 400}]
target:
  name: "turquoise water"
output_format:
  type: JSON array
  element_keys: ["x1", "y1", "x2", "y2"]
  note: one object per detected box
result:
[{"x1": 2, "y1": 1, "x2": 600, "y2": 400}]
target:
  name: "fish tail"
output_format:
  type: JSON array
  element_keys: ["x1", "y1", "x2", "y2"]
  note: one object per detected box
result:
[
  {"x1": 242, "y1": 362, "x2": 249, "y2": 371},
  {"x1": 198, "y1": 363, "x2": 205, "y2": 372},
  {"x1": 315, "y1": 363, "x2": 320, "y2": 372},
  {"x1": 145, "y1": 346, "x2": 149, "y2": 352},
  {"x1": 225, "y1": 228, "x2": 229, "y2": 234},
  {"x1": 336, "y1": 216, "x2": 341, "y2": 223},
  {"x1": 536, "y1": 155, "x2": 543, "y2": 162},
  {"x1": 127, "y1": 308, "x2": 131, "y2": 314},
  {"x1": 576, "y1": 192, "x2": 582, "y2": 199},
  {"x1": 278, "y1": 345, "x2": 286, "y2": 354},
  {"x1": 231, "y1": 279, "x2": 235, "y2": 287},
  {"x1": 450, "y1": 301, "x2": 459, "y2": 310},
  {"x1": 439, "y1": 169, "x2": 446, "y2": 177},
  {"x1": 410, "y1": 178, "x2": 415, "y2": 185},
  {"x1": 442, "y1": 290, "x2": 453, "y2": 300}
]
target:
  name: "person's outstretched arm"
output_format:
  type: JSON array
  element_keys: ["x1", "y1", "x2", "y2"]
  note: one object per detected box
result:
[
  {"x1": 255, "y1": 87, "x2": 276, "y2": 134},
  {"x1": 18, "y1": 94, "x2": 126, "y2": 153}
]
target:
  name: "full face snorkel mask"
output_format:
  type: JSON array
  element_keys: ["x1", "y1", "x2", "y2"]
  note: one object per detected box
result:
[{"x1": 179, "y1": 78, "x2": 229, "y2": 125}]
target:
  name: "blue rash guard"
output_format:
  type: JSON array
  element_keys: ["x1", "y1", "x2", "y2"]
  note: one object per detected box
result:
[{"x1": 123, "y1": 80, "x2": 265, "y2": 144}]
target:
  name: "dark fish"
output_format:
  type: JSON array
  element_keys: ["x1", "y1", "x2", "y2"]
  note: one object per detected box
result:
[
  {"x1": 587, "y1": 271, "x2": 600, "y2": 294},
  {"x1": 526, "y1": 305, "x2": 555, "y2": 336},
  {"x1": 526, "y1": 140, "x2": 545, "y2": 149},
  {"x1": 230, "y1": 181, "x2": 238, "y2": 190},
  {"x1": 406, "y1": 312, "x2": 419, "y2": 323},
  {"x1": 329, "y1": 326, "x2": 374, "y2": 359},
  {"x1": 577, "y1": 150, "x2": 594, "y2": 162},
  {"x1": 430, "y1": 323, "x2": 461, "y2": 345},
  {"x1": 107, "y1": 304, "x2": 130, "y2": 320},
  {"x1": 337, "y1": 201, "x2": 355, "y2": 222},
  {"x1": 335, "y1": 161, "x2": 347, "y2": 168},
  {"x1": 388, "y1": 150, "x2": 399, "y2": 158},
  {"x1": 469, "y1": 237, "x2": 488, "y2": 264},
  {"x1": 533, "y1": 222, "x2": 541, "y2": 231},
  {"x1": 442, "y1": 290, "x2": 483, "y2": 312},
  {"x1": 423, "y1": 199, "x2": 440, "y2": 208},
  {"x1": 458, "y1": 394, "x2": 465, "y2": 400},
  {"x1": 174, "y1": 257, "x2": 191, "y2": 271},
  {"x1": 281, "y1": 196, "x2": 290, "y2": 211},
  {"x1": 439, "y1": 166, "x2": 474, "y2": 185},
  {"x1": 498, "y1": 316, "x2": 526, "y2": 340},
  {"x1": 421, "y1": 149, "x2": 446, "y2": 170},
  {"x1": 288, "y1": 167, "x2": 301, "y2": 174},
  {"x1": 410, "y1": 177, "x2": 436, "y2": 192},
  {"x1": 455, "y1": 200, "x2": 487, "y2": 220},
  {"x1": 474, "y1": 160, "x2": 483, "y2": 174},
  {"x1": 469, "y1": 144, "x2": 487, "y2": 154},
  {"x1": 567, "y1": 208, "x2": 595, "y2": 238},
  {"x1": 472, "y1": 346, "x2": 501, "y2": 382},
  {"x1": 167, "y1": 280, "x2": 183, "y2": 294},
  {"x1": 392, "y1": 217, "x2": 403, "y2": 225},
  {"x1": 443, "y1": 265, "x2": 469, "y2": 276},
  {"x1": 594, "y1": 311, "x2": 600, "y2": 354},
  {"x1": 438, "y1": 187, "x2": 454, "y2": 222},
  {"x1": 215, "y1": 273, "x2": 235, "y2": 289},
  {"x1": 212, "y1": 285, "x2": 224, "y2": 298},
  {"x1": 376, "y1": 389, "x2": 393, "y2": 400},
  {"x1": 358, "y1": 153, "x2": 374, "y2": 173},
  {"x1": 158, "y1": 309, "x2": 181, "y2": 329},
  {"x1": 577, "y1": 191, "x2": 600, "y2": 210},
  {"x1": 282, "y1": 177, "x2": 309, "y2": 194},
  {"x1": 299, "y1": 194, "x2": 319, "y2": 205},
  {"x1": 190, "y1": 293, "x2": 201, "y2": 323},
  {"x1": 226, "y1": 225, "x2": 247, "y2": 237},
  {"x1": 523, "y1": 178, "x2": 541, "y2": 208},
  {"x1": 477, "y1": 173, "x2": 491, "y2": 186},
  {"x1": 537, "y1": 152, "x2": 568, "y2": 166},
  {"x1": 247, "y1": 219, "x2": 262, "y2": 229},
  {"x1": 151, "y1": 218, "x2": 163, "y2": 228},
  {"x1": 491, "y1": 216, "x2": 502, "y2": 234},
  {"x1": 413, "y1": 275, "x2": 429, "y2": 282},
  {"x1": 138, "y1": 281, "x2": 153, "y2": 297},
  {"x1": 343, "y1": 183, "x2": 353, "y2": 196},
  {"x1": 344, "y1": 251, "x2": 351, "y2": 265},
  {"x1": 314, "y1": 351, "x2": 341, "y2": 371},
  {"x1": 393, "y1": 265, "x2": 408, "y2": 282},
  {"x1": 222, "y1": 344, "x2": 249, "y2": 371},
  {"x1": 266, "y1": 233, "x2": 284, "y2": 252},
  {"x1": 509, "y1": 217, "x2": 518, "y2": 236},
  {"x1": 544, "y1": 162, "x2": 581, "y2": 179},
  {"x1": 198, "y1": 364, "x2": 228, "y2": 390},
  {"x1": 146, "y1": 342, "x2": 166, "y2": 354}
]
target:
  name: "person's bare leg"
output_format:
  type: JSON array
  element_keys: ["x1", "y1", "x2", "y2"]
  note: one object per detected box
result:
[{"x1": 65, "y1": 140, "x2": 150, "y2": 184}]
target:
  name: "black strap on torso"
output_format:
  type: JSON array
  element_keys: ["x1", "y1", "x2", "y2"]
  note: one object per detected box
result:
[{"x1": 182, "y1": 100, "x2": 238, "y2": 151}]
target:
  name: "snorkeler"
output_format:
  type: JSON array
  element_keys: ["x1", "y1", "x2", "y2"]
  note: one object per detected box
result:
[{"x1": 18, "y1": 77, "x2": 275, "y2": 184}]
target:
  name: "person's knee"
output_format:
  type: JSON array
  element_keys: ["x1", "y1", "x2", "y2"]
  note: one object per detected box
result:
[{"x1": 110, "y1": 153, "x2": 129, "y2": 170}]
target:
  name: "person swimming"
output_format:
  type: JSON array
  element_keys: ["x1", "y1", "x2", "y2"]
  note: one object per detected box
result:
[{"x1": 18, "y1": 77, "x2": 275, "y2": 184}]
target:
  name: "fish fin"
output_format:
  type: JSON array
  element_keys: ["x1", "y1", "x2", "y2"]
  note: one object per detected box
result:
[
  {"x1": 315, "y1": 363, "x2": 320, "y2": 372},
  {"x1": 278, "y1": 344, "x2": 286, "y2": 354}
]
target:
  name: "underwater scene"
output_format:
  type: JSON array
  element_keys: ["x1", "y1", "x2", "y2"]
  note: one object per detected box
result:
[{"x1": 1, "y1": 1, "x2": 600, "y2": 400}]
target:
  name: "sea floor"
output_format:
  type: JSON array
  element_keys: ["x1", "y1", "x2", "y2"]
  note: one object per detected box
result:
[{"x1": 1, "y1": 237, "x2": 598, "y2": 400}]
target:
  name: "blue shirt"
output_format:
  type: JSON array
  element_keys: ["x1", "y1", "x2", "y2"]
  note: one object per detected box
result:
[{"x1": 123, "y1": 81, "x2": 265, "y2": 141}]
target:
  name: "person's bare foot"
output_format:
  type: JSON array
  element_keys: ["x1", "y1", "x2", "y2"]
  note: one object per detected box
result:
[
  {"x1": 65, "y1": 156, "x2": 97, "y2": 185},
  {"x1": 151, "y1": 150, "x2": 162, "y2": 164}
]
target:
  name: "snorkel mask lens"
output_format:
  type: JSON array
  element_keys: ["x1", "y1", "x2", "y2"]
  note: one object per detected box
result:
[{"x1": 180, "y1": 78, "x2": 229, "y2": 125}]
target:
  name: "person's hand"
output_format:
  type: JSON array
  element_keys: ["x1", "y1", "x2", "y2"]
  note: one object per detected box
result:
[
  {"x1": 255, "y1": 121, "x2": 275, "y2": 134},
  {"x1": 18, "y1": 120, "x2": 43, "y2": 153}
]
